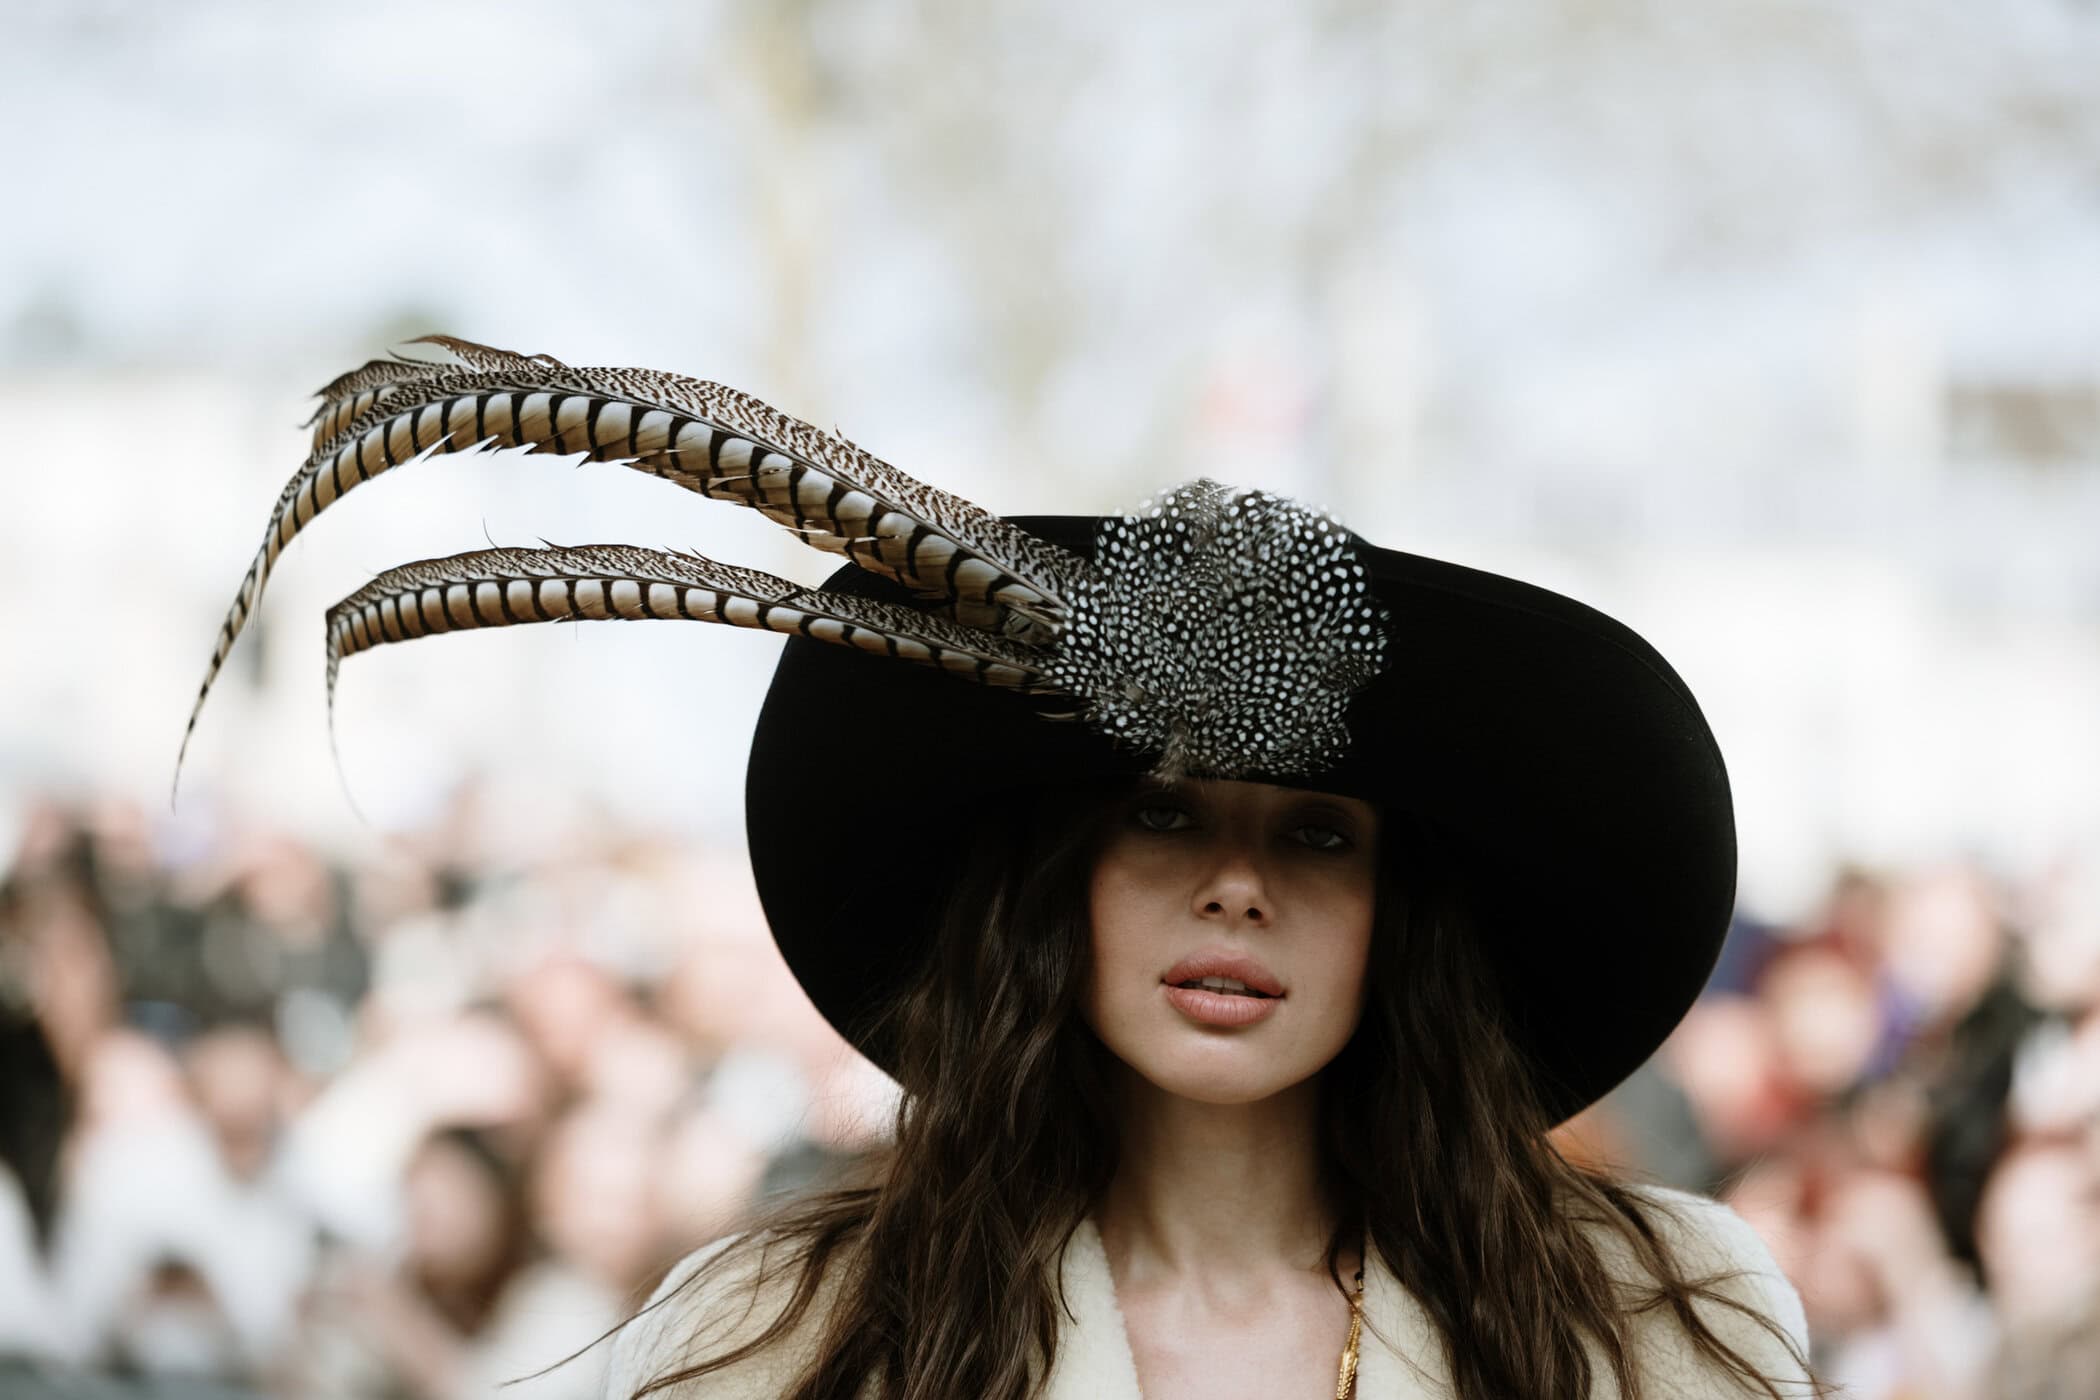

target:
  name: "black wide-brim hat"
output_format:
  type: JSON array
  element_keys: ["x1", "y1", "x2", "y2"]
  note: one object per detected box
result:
[
  {"x1": 178, "y1": 338, "x2": 1733, "y2": 1127},
  {"x1": 751, "y1": 517, "x2": 1735, "y2": 1125}
]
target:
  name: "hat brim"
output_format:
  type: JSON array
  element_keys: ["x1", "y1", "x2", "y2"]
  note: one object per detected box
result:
[{"x1": 745, "y1": 516, "x2": 1734, "y2": 1123}]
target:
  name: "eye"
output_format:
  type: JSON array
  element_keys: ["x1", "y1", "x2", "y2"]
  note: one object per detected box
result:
[
  {"x1": 1292, "y1": 823, "x2": 1353, "y2": 852},
  {"x1": 1132, "y1": 801, "x2": 1194, "y2": 833}
]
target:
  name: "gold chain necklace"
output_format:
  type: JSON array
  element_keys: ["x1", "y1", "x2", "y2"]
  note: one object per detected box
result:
[{"x1": 1332, "y1": 1263, "x2": 1366, "y2": 1400}]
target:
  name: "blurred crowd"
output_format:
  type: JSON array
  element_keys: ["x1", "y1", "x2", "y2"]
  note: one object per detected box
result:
[
  {"x1": 1561, "y1": 857, "x2": 2100, "y2": 1397},
  {"x1": 0, "y1": 788, "x2": 894, "y2": 1399},
  {"x1": 3, "y1": 790, "x2": 2098, "y2": 1399}
]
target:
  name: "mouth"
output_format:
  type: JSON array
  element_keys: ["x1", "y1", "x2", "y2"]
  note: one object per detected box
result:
[
  {"x1": 1160, "y1": 950, "x2": 1286, "y2": 999},
  {"x1": 1160, "y1": 979, "x2": 1283, "y2": 1028},
  {"x1": 1167, "y1": 976, "x2": 1275, "y2": 1000}
]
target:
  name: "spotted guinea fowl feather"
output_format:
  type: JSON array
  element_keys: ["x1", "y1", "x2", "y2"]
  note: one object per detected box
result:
[
  {"x1": 174, "y1": 337, "x2": 1095, "y2": 787},
  {"x1": 322, "y1": 542, "x2": 1052, "y2": 731},
  {"x1": 1050, "y1": 482, "x2": 1388, "y2": 781}
]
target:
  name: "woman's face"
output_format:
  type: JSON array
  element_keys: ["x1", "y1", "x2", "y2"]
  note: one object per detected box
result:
[{"x1": 1085, "y1": 779, "x2": 1380, "y2": 1105}]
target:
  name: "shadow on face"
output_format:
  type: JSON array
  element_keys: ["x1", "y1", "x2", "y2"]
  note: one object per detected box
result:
[{"x1": 1083, "y1": 778, "x2": 1380, "y2": 1107}]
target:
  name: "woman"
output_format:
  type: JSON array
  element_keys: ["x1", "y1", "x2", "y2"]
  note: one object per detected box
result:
[{"x1": 180, "y1": 339, "x2": 1815, "y2": 1398}]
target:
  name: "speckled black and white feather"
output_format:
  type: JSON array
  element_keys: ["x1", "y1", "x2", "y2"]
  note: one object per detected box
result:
[{"x1": 1047, "y1": 481, "x2": 1389, "y2": 781}]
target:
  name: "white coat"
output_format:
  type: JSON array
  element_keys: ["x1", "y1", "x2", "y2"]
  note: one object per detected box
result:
[{"x1": 605, "y1": 1185, "x2": 1811, "y2": 1399}]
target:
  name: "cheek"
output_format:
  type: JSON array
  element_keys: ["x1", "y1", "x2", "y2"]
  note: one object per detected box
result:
[
  {"x1": 1282, "y1": 884, "x2": 1378, "y2": 1055},
  {"x1": 1083, "y1": 862, "x2": 1161, "y2": 1028}
]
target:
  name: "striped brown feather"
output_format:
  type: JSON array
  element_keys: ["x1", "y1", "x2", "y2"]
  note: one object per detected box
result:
[
  {"x1": 311, "y1": 338, "x2": 1087, "y2": 635},
  {"x1": 322, "y1": 542, "x2": 1054, "y2": 734},
  {"x1": 176, "y1": 336, "x2": 1094, "y2": 791}
]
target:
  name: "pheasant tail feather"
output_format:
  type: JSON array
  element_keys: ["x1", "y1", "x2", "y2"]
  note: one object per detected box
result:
[
  {"x1": 175, "y1": 337, "x2": 1097, "y2": 792},
  {"x1": 321, "y1": 543, "x2": 1052, "y2": 729}
]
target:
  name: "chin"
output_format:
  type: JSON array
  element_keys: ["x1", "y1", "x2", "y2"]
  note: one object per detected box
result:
[
  {"x1": 1150, "y1": 1075, "x2": 1300, "y2": 1106},
  {"x1": 1125, "y1": 1042, "x2": 1325, "y2": 1106}
]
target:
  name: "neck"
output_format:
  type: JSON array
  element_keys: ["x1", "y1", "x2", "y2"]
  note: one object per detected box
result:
[{"x1": 1094, "y1": 1064, "x2": 1339, "y2": 1286}]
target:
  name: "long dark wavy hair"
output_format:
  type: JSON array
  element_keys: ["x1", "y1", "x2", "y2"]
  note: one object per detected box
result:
[{"x1": 629, "y1": 785, "x2": 1817, "y2": 1398}]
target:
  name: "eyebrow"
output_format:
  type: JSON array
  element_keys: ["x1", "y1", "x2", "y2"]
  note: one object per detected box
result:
[
  {"x1": 1126, "y1": 782, "x2": 1374, "y2": 829},
  {"x1": 1288, "y1": 799, "x2": 1367, "y2": 823}
]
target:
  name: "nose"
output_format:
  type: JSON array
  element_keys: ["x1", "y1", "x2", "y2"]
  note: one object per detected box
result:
[{"x1": 1193, "y1": 845, "x2": 1269, "y2": 926}]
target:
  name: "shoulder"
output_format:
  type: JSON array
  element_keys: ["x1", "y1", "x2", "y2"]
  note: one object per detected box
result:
[
  {"x1": 604, "y1": 1234, "x2": 839, "y2": 1400},
  {"x1": 1591, "y1": 1184, "x2": 1813, "y2": 1394},
  {"x1": 1615, "y1": 1185, "x2": 1808, "y2": 1346}
]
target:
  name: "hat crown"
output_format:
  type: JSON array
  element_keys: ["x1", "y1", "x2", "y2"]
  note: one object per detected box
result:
[{"x1": 1044, "y1": 479, "x2": 1390, "y2": 781}]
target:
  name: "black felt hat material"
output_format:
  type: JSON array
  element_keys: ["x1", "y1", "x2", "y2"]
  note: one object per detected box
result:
[{"x1": 746, "y1": 515, "x2": 1735, "y2": 1123}]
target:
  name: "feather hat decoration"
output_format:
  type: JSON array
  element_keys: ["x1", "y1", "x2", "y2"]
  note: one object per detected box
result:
[{"x1": 175, "y1": 337, "x2": 1390, "y2": 791}]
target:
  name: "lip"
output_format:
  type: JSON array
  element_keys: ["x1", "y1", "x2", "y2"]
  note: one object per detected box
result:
[
  {"x1": 1161, "y1": 950, "x2": 1286, "y2": 997},
  {"x1": 1163, "y1": 984, "x2": 1281, "y2": 1027},
  {"x1": 1160, "y1": 949, "x2": 1286, "y2": 1028}
]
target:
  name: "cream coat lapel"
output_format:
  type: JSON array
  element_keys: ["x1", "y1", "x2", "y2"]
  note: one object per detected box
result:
[
  {"x1": 1040, "y1": 1219, "x2": 1145, "y2": 1400},
  {"x1": 1041, "y1": 1220, "x2": 1451, "y2": 1400},
  {"x1": 1031, "y1": 1194, "x2": 1816, "y2": 1399},
  {"x1": 1351, "y1": 1236, "x2": 1452, "y2": 1399}
]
